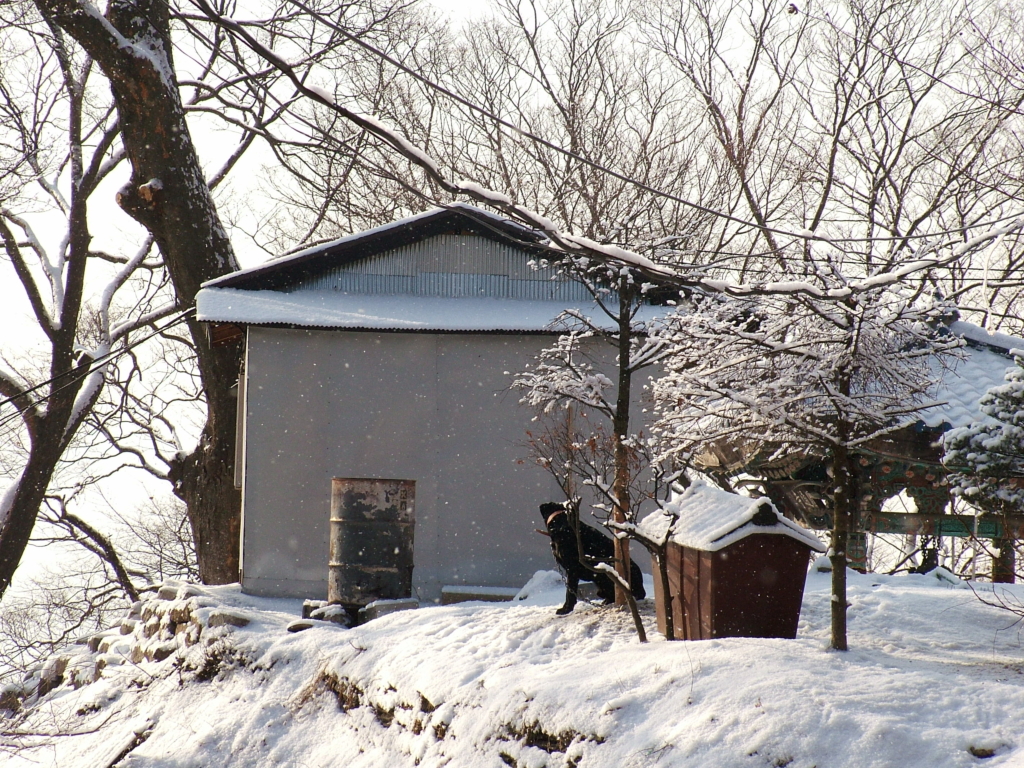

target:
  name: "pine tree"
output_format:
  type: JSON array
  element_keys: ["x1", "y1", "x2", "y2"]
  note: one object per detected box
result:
[{"x1": 945, "y1": 354, "x2": 1024, "y2": 513}]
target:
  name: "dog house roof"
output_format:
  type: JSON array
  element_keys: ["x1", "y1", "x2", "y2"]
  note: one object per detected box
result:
[{"x1": 638, "y1": 481, "x2": 826, "y2": 553}]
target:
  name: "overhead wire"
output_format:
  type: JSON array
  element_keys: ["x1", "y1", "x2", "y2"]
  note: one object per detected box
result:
[
  {"x1": 215, "y1": 0, "x2": 1024, "y2": 249},
  {"x1": 0, "y1": 308, "x2": 197, "y2": 433}
]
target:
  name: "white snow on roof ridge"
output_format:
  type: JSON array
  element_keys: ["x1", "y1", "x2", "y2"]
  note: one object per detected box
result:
[
  {"x1": 948, "y1": 320, "x2": 1024, "y2": 355},
  {"x1": 201, "y1": 205, "x2": 539, "y2": 289},
  {"x1": 196, "y1": 287, "x2": 667, "y2": 332},
  {"x1": 638, "y1": 481, "x2": 825, "y2": 553}
]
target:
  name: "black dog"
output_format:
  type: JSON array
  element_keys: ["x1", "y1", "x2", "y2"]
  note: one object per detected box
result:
[{"x1": 539, "y1": 502, "x2": 646, "y2": 615}]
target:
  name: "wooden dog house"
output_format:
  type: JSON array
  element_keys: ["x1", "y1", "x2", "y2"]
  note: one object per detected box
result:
[{"x1": 640, "y1": 482, "x2": 825, "y2": 640}]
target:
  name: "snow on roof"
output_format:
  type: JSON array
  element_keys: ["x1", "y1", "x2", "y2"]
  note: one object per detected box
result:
[
  {"x1": 202, "y1": 204, "x2": 544, "y2": 290},
  {"x1": 918, "y1": 322, "x2": 1021, "y2": 430},
  {"x1": 196, "y1": 287, "x2": 666, "y2": 332},
  {"x1": 948, "y1": 320, "x2": 1024, "y2": 356},
  {"x1": 638, "y1": 481, "x2": 825, "y2": 553}
]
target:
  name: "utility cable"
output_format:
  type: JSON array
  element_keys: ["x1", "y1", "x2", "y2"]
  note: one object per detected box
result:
[
  {"x1": 229, "y1": 0, "x2": 1023, "y2": 248},
  {"x1": 0, "y1": 307, "x2": 196, "y2": 431}
]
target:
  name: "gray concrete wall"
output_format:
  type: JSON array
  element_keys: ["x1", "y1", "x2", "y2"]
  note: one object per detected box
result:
[{"x1": 241, "y1": 327, "x2": 571, "y2": 601}]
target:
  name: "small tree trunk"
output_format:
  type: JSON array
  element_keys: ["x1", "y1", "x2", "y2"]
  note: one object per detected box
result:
[
  {"x1": 0, "y1": 435, "x2": 70, "y2": 597},
  {"x1": 654, "y1": 545, "x2": 675, "y2": 640},
  {"x1": 830, "y1": 441, "x2": 852, "y2": 651},
  {"x1": 611, "y1": 277, "x2": 634, "y2": 605},
  {"x1": 0, "y1": 119, "x2": 93, "y2": 599},
  {"x1": 993, "y1": 537, "x2": 1016, "y2": 584}
]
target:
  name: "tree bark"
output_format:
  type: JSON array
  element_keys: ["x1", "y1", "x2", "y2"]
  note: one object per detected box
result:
[
  {"x1": 654, "y1": 545, "x2": 674, "y2": 640},
  {"x1": 35, "y1": 0, "x2": 243, "y2": 583},
  {"x1": 829, "y1": 440, "x2": 851, "y2": 651},
  {"x1": 611, "y1": 276, "x2": 634, "y2": 606}
]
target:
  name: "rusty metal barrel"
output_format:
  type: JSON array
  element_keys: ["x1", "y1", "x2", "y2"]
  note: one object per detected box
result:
[{"x1": 328, "y1": 478, "x2": 415, "y2": 607}]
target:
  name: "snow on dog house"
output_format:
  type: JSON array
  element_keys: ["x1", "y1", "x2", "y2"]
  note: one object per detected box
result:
[
  {"x1": 639, "y1": 482, "x2": 825, "y2": 640},
  {"x1": 197, "y1": 205, "x2": 662, "y2": 603}
]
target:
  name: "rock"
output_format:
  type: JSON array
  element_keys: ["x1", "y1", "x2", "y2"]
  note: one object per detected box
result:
[
  {"x1": 120, "y1": 619, "x2": 137, "y2": 636},
  {"x1": 0, "y1": 685, "x2": 21, "y2": 713},
  {"x1": 207, "y1": 610, "x2": 250, "y2": 629},
  {"x1": 169, "y1": 600, "x2": 194, "y2": 624},
  {"x1": 37, "y1": 656, "x2": 68, "y2": 698},
  {"x1": 311, "y1": 604, "x2": 353, "y2": 626},
  {"x1": 358, "y1": 598, "x2": 419, "y2": 623},
  {"x1": 87, "y1": 631, "x2": 119, "y2": 653},
  {"x1": 149, "y1": 643, "x2": 176, "y2": 662},
  {"x1": 157, "y1": 585, "x2": 179, "y2": 601},
  {"x1": 286, "y1": 620, "x2": 316, "y2": 633},
  {"x1": 302, "y1": 599, "x2": 328, "y2": 619}
]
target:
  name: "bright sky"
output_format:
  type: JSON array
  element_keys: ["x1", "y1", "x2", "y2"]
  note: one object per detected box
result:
[
  {"x1": 0, "y1": 0, "x2": 507, "y2": 587},
  {"x1": 425, "y1": 0, "x2": 491, "y2": 21}
]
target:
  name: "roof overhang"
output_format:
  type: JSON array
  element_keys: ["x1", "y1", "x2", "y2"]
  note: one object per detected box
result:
[{"x1": 197, "y1": 288, "x2": 667, "y2": 333}]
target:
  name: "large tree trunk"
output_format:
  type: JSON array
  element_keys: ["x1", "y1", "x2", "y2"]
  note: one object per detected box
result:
[{"x1": 36, "y1": 0, "x2": 243, "y2": 583}]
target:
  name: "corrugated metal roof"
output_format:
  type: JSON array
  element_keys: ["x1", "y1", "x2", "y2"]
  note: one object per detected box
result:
[
  {"x1": 282, "y1": 234, "x2": 593, "y2": 302},
  {"x1": 202, "y1": 205, "x2": 549, "y2": 292},
  {"x1": 195, "y1": 289, "x2": 664, "y2": 332}
]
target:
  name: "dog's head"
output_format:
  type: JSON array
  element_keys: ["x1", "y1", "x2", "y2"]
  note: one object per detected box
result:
[{"x1": 539, "y1": 502, "x2": 571, "y2": 534}]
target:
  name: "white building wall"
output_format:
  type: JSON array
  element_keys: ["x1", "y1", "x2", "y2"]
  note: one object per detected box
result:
[{"x1": 241, "y1": 327, "x2": 566, "y2": 601}]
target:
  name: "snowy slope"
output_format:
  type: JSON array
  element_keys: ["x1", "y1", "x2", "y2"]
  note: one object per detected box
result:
[{"x1": 5, "y1": 569, "x2": 1024, "y2": 768}]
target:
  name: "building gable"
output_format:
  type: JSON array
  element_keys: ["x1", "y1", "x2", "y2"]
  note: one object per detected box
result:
[
  {"x1": 279, "y1": 232, "x2": 590, "y2": 303},
  {"x1": 196, "y1": 204, "x2": 663, "y2": 332},
  {"x1": 203, "y1": 204, "x2": 549, "y2": 293}
]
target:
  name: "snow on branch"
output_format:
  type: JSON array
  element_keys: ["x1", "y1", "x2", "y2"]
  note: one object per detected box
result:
[
  {"x1": 512, "y1": 332, "x2": 616, "y2": 417},
  {"x1": 190, "y1": 2, "x2": 1024, "y2": 301},
  {"x1": 650, "y1": 287, "x2": 964, "y2": 466},
  {"x1": 0, "y1": 210, "x2": 59, "y2": 333}
]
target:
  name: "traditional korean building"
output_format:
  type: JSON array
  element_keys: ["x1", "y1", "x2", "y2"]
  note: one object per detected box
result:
[{"x1": 693, "y1": 321, "x2": 1024, "y2": 579}]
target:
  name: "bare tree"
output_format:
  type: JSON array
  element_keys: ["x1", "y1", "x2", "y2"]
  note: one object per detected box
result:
[
  {"x1": 651, "y1": 287, "x2": 960, "y2": 650},
  {"x1": 0, "y1": 0, "x2": 404, "y2": 599},
  {"x1": 0, "y1": 3, "x2": 185, "y2": 600},
  {"x1": 640, "y1": 0, "x2": 1024, "y2": 298}
]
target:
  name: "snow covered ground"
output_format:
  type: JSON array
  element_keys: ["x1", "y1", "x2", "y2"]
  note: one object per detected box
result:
[{"x1": 6, "y1": 567, "x2": 1024, "y2": 768}]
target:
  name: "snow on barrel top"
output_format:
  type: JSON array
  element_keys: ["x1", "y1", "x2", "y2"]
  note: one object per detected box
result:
[{"x1": 639, "y1": 481, "x2": 825, "y2": 553}]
